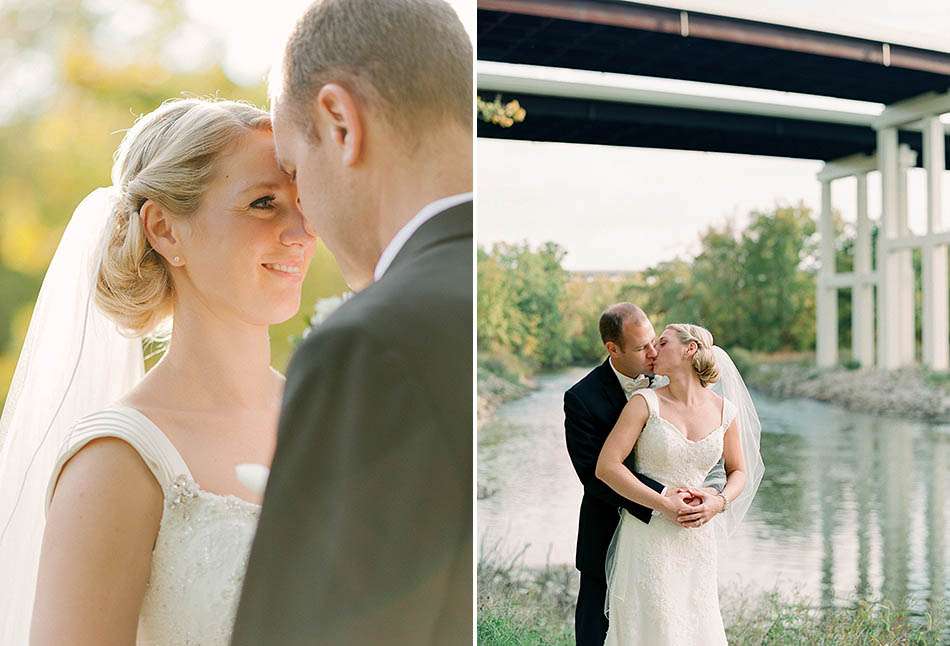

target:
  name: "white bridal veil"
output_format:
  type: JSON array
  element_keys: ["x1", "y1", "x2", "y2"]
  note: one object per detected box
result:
[
  {"x1": 0, "y1": 188, "x2": 145, "y2": 644},
  {"x1": 711, "y1": 345, "x2": 764, "y2": 540}
]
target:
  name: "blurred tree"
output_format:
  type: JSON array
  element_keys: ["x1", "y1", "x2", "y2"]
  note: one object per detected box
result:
[
  {"x1": 477, "y1": 241, "x2": 571, "y2": 369},
  {"x1": 622, "y1": 203, "x2": 820, "y2": 353},
  {"x1": 564, "y1": 275, "x2": 621, "y2": 364}
]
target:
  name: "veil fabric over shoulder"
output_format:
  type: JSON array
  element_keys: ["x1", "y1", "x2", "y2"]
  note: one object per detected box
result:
[
  {"x1": 0, "y1": 188, "x2": 145, "y2": 644},
  {"x1": 710, "y1": 345, "x2": 764, "y2": 540}
]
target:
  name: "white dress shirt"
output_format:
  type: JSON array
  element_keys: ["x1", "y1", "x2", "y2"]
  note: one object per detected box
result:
[{"x1": 373, "y1": 192, "x2": 473, "y2": 282}]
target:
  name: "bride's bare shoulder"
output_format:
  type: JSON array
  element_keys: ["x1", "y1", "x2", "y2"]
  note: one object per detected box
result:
[
  {"x1": 50, "y1": 436, "x2": 164, "y2": 518},
  {"x1": 35, "y1": 437, "x2": 163, "y2": 645}
]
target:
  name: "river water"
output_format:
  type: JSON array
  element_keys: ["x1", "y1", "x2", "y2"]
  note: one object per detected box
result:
[{"x1": 478, "y1": 367, "x2": 950, "y2": 631}]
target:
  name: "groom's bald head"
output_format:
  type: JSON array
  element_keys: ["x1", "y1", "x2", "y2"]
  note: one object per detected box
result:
[
  {"x1": 275, "y1": 0, "x2": 472, "y2": 140},
  {"x1": 600, "y1": 303, "x2": 649, "y2": 350}
]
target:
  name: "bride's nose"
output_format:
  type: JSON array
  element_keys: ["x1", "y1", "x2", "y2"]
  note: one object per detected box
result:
[{"x1": 279, "y1": 206, "x2": 316, "y2": 248}]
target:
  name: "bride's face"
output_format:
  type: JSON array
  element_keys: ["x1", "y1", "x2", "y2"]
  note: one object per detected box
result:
[
  {"x1": 173, "y1": 129, "x2": 316, "y2": 326},
  {"x1": 653, "y1": 328, "x2": 691, "y2": 375}
]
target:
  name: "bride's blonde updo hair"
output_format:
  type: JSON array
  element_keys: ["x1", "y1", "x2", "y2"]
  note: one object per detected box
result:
[
  {"x1": 666, "y1": 323, "x2": 719, "y2": 387},
  {"x1": 97, "y1": 98, "x2": 271, "y2": 336}
]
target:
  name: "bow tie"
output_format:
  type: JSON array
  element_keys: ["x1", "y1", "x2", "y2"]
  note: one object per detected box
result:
[{"x1": 623, "y1": 375, "x2": 652, "y2": 395}]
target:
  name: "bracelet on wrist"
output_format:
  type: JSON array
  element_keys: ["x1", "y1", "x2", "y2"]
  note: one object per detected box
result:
[{"x1": 716, "y1": 492, "x2": 728, "y2": 512}]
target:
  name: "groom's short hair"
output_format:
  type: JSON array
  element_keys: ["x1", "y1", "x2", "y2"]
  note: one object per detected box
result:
[
  {"x1": 278, "y1": 0, "x2": 472, "y2": 138},
  {"x1": 600, "y1": 303, "x2": 648, "y2": 349}
]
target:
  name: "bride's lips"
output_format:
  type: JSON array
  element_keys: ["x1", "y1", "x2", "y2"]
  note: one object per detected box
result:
[{"x1": 261, "y1": 260, "x2": 305, "y2": 283}]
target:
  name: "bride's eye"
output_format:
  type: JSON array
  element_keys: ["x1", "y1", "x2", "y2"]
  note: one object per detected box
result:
[{"x1": 250, "y1": 195, "x2": 276, "y2": 210}]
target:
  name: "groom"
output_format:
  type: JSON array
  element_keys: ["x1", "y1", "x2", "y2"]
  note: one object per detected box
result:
[
  {"x1": 232, "y1": 1, "x2": 472, "y2": 644},
  {"x1": 564, "y1": 303, "x2": 726, "y2": 645}
]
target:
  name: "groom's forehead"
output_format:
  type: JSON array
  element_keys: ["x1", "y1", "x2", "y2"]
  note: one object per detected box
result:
[{"x1": 626, "y1": 321, "x2": 655, "y2": 343}]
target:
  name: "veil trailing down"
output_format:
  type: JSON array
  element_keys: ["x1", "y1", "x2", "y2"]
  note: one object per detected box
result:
[
  {"x1": 710, "y1": 345, "x2": 764, "y2": 541},
  {"x1": 0, "y1": 188, "x2": 144, "y2": 644}
]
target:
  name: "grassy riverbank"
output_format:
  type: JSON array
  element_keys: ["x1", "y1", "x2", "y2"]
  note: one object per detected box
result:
[
  {"x1": 477, "y1": 352, "x2": 537, "y2": 427},
  {"x1": 477, "y1": 551, "x2": 944, "y2": 645}
]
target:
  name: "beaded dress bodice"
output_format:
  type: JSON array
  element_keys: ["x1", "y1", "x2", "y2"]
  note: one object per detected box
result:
[
  {"x1": 48, "y1": 407, "x2": 261, "y2": 646},
  {"x1": 604, "y1": 388, "x2": 736, "y2": 646}
]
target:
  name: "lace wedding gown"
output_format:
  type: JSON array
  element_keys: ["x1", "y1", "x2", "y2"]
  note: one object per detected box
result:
[
  {"x1": 605, "y1": 388, "x2": 736, "y2": 646},
  {"x1": 45, "y1": 406, "x2": 261, "y2": 645}
]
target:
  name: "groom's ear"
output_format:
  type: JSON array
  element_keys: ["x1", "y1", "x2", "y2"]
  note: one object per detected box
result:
[{"x1": 313, "y1": 83, "x2": 364, "y2": 167}]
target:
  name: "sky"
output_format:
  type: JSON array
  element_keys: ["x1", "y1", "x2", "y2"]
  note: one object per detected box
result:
[
  {"x1": 177, "y1": 0, "x2": 475, "y2": 87},
  {"x1": 0, "y1": 0, "x2": 475, "y2": 124},
  {"x1": 476, "y1": 0, "x2": 950, "y2": 271}
]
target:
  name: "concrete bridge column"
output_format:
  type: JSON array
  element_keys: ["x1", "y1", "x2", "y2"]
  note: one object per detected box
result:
[
  {"x1": 877, "y1": 127, "x2": 904, "y2": 369},
  {"x1": 853, "y1": 172, "x2": 874, "y2": 366},
  {"x1": 817, "y1": 178, "x2": 838, "y2": 367},
  {"x1": 897, "y1": 146, "x2": 916, "y2": 364},
  {"x1": 922, "y1": 115, "x2": 949, "y2": 370}
]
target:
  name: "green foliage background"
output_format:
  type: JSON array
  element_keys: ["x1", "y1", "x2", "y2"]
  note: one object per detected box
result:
[
  {"x1": 0, "y1": 0, "x2": 348, "y2": 403},
  {"x1": 478, "y1": 202, "x2": 873, "y2": 375}
]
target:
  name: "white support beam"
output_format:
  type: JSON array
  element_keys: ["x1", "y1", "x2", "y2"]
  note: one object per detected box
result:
[
  {"x1": 477, "y1": 68, "x2": 880, "y2": 127},
  {"x1": 853, "y1": 172, "x2": 875, "y2": 367},
  {"x1": 817, "y1": 179, "x2": 838, "y2": 367},
  {"x1": 922, "y1": 115, "x2": 949, "y2": 370},
  {"x1": 897, "y1": 146, "x2": 916, "y2": 364},
  {"x1": 877, "y1": 127, "x2": 904, "y2": 369},
  {"x1": 872, "y1": 90, "x2": 950, "y2": 130},
  {"x1": 817, "y1": 154, "x2": 878, "y2": 182},
  {"x1": 887, "y1": 230, "x2": 950, "y2": 250},
  {"x1": 822, "y1": 271, "x2": 879, "y2": 289}
]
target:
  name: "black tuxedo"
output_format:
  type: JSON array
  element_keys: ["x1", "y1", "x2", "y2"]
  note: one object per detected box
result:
[
  {"x1": 564, "y1": 359, "x2": 664, "y2": 645},
  {"x1": 232, "y1": 202, "x2": 472, "y2": 645}
]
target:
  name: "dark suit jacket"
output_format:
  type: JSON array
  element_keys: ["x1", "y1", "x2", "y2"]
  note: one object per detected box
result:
[
  {"x1": 231, "y1": 201, "x2": 472, "y2": 645},
  {"x1": 564, "y1": 359, "x2": 664, "y2": 578}
]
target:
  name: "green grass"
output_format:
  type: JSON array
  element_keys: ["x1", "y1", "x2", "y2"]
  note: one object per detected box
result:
[
  {"x1": 478, "y1": 540, "x2": 574, "y2": 645},
  {"x1": 724, "y1": 590, "x2": 943, "y2": 645},
  {"x1": 478, "y1": 547, "x2": 945, "y2": 645}
]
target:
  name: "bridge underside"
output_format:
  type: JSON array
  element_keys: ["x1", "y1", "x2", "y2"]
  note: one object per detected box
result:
[
  {"x1": 475, "y1": 89, "x2": 950, "y2": 167},
  {"x1": 478, "y1": 0, "x2": 950, "y2": 105}
]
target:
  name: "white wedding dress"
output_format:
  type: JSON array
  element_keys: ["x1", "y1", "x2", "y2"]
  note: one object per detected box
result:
[
  {"x1": 46, "y1": 406, "x2": 261, "y2": 646},
  {"x1": 605, "y1": 388, "x2": 736, "y2": 646}
]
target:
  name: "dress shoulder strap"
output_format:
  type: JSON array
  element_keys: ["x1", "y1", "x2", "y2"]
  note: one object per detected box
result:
[
  {"x1": 721, "y1": 396, "x2": 738, "y2": 429},
  {"x1": 46, "y1": 406, "x2": 192, "y2": 512},
  {"x1": 633, "y1": 387, "x2": 659, "y2": 418}
]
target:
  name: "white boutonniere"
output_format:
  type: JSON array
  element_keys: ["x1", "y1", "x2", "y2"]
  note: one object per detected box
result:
[
  {"x1": 235, "y1": 463, "x2": 270, "y2": 497},
  {"x1": 302, "y1": 292, "x2": 353, "y2": 339},
  {"x1": 289, "y1": 292, "x2": 353, "y2": 347}
]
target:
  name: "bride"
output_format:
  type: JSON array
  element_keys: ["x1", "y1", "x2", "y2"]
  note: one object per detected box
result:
[
  {"x1": 0, "y1": 97, "x2": 315, "y2": 645},
  {"x1": 595, "y1": 323, "x2": 764, "y2": 645}
]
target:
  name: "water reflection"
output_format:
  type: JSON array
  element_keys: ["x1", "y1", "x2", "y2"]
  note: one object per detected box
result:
[{"x1": 478, "y1": 369, "x2": 950, "y2": 636}]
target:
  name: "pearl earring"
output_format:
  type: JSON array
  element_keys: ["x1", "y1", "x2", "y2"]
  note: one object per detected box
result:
[{"x1": 173, "y1": 256, "x2": 181, "y2": 264}]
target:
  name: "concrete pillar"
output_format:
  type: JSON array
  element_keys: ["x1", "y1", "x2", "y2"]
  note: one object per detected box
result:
[
  {"x1": 877, "y1": 127, "x2": 903, "y2": 369},
  {"x1": 817, "y1": 179, "x2": 838, "y2": 367},
  {"x1": 853, "y1": 172, "x2": 874, "y2": 366},
  {"x1": 922, "y1": 115, "x2": 949, "y2": 370},
  {"x1": 897, "y1": 147, "x2": 916, "y2": 364}
]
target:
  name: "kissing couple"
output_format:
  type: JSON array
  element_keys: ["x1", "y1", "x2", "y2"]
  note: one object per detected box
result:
[
  {"x1": 565, "y1": 303, "x2": 765, "y2": 645},
  {"x1": 0, "y1": 1, "x2": 472, "y2": 644}
]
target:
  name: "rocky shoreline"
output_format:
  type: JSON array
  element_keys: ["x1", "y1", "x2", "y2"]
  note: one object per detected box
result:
[
  {"x1": 476, "y1": 368, "x2": 535, "y2": 428},
  {"x1": 743, "y1": 358, "x2": 950, "y2": 421}
]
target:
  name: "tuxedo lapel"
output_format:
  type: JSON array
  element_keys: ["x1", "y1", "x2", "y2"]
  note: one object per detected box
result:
[{"x1": 596, "y1": 358, "x2": 627, "y2": 416}]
